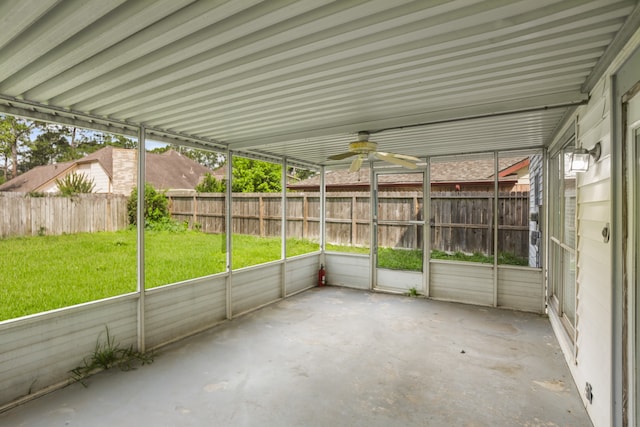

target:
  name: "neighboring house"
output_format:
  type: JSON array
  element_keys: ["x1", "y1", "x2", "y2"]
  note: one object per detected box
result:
[
  {"x1": 0, "y1": 147, "x2": 213, "y2": 195},
  {"x1": 528, "y1": 154, "x2": 544, "y2": 268},
  {"x1": 288, "y1": 157, "x2": 530, "y2": 192}
]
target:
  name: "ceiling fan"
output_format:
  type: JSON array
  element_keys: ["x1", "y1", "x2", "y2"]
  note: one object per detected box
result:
[{"x1": 327, "y1": 131, "x2": 420, "y2": 172}]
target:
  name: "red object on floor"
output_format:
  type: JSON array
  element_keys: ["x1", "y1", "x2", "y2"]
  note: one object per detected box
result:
[{"x1": 318, "y1": 264, "x2": 326, "y2": 287}]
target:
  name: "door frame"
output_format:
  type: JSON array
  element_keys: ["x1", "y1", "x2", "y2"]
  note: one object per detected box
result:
[
  {"x1": 371, "y1": 168, "x2": 428, "y2": 293},
  {"x1": 623, "y1": 80, "x2": 640, "y2": 427},
  {"x1": 612, "y1": 45, "x2": 640, "y2": 427}
]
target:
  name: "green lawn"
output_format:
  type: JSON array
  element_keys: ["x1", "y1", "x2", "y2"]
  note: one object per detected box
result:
[
  {"x1": 0, "y1": 230, "x2": 319, "y2": 321},
  {"x1": 326, "y1": 246, "x2": 528, "y2": 267},
  {"x1": 1, "y1": 230, "x2": 526, "y2": 321}
]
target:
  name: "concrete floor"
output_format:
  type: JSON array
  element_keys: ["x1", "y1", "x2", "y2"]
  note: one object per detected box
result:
[{"x1": 0, "y1": 286, "x2": 591, "y2": 427}]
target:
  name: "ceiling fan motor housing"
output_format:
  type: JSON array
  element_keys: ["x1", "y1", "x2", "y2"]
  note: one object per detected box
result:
[{"x1": 348, "y1": 141, "x2": 377, "y2": 154}]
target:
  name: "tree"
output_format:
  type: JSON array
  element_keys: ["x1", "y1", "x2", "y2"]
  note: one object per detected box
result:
[
  {"x1": 150, "y1": 144, "x2": 225, "y2": 169},
  {"x1": 55, "y1": 172, "x2": 96, "y2": 196},
  {"x1": 186, "y1": 148, "x2": 224, "y2": 169},
  {"x1": 231, "y1": 157, "x2": 281, "y2": 193},
  {"x1": 23, "y1": 130, "x2": 73, "y2": 171},
  {"x1": 100, "y1": 133, "x2": 137, "y2": 149},
  {"x1": 196, "y1": 173, "x2": 226, "y2": 192},
  {"x1": 0, "y1": 116, "x2": 138, "y2": 180},
  {"x1": 0, "y1": 114, "x2": 39, "y2": 180}
]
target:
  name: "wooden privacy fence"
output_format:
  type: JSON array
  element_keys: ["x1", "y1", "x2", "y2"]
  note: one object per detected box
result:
[
  {"x1": 167, "y1": 190, "x2": 530, "y2": 257},
  {"x1": 431, "y1": 191, "x2": 529, "y2": 257},
  {"x1": 1, "y1": 191, "x2": 529, "y2": 257},
  {"x1": 0, "y1": 192, "x2": 129, "y2": 238}
]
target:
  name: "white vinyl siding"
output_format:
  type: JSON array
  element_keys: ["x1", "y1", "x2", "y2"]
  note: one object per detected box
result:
[
  {"x1": 573, "y1": 75, "x2": 613, "y2": 427},
  {"x1": 38, "y1": 162, "x2": 111, "y2": 194},
  {"x1": 548, "y1": 62, "x2": 618, "y2": 427},
  {"x1": 528, "y1": 154, "x2": 543, "y2": 268},
  {"x1": 76, "y1": 162, "x2": 110, "y2": 193}
]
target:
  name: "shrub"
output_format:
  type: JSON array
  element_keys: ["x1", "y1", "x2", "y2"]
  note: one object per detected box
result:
[
  {"x1": 196, "y1": 172, "x2": 226, "y2": 192},
  {"x1": 56, "y1": 172, "x2": 95, "y2": 196},
  {"x1": 127, "y1": 184, "x2": 170, "y2": 226}
]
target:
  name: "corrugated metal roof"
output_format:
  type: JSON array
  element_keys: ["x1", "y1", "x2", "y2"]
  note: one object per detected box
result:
[{"x1": 0, "y1": 0, "x2": 638, "y2": 169}]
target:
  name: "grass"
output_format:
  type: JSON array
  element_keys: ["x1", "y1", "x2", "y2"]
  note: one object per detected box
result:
[
  {"x1": 325, "y1": 243, "x2": 369, "y2": 254},
  {"x1": 1, "y1": 231, "x2": 138, "y2": 321},
  {"x1": 431, "y1": 249, "x2": 528, "y2": 266},
  {"x1": 325, "y1": 244, "x2": 424, "y2": 271},
  {"x1": 327, "y1": 246, "x2": 528, "y2": 269},
  {"x1": 70, "y1": 326, "x2": 155, "y2": 386},
  {"x1": 0, "y1": 230, "x2": 320, "y2": 321},
  {"x1": 379, "y1": 247, "x2": 423, "y2": 271},
  {"x1": 1, "y1": 230, "x2": 525, "y2": 321}
]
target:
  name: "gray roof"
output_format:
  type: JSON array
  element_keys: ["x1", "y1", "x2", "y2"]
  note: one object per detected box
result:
[
  {"x1": 0, "y1": 161, "x2": 75, "y2": 192},
  {"x1": 290, "y1": 157, "x2": 528, "y2": 188},
  {"x1": 146, "y1": 150, "x2": 213, "y2": 190},
  {"x1": 0, "y1": 147, "x2": 213, "y2": 192}
]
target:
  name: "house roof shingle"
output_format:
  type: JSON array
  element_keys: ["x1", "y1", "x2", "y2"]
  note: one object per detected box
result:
[
  {"x1": 0, "y1": 161, "x2": 75, "y2": 192},
  {"x1": 146, "y1": 149, "x2": 213, "y2": 190},
  {"x1": 288, "y1": 157, "x2": 528, "y2": 189},
  {"x1": 0, "y1": 147, "x2": 214, "y2": 193}
]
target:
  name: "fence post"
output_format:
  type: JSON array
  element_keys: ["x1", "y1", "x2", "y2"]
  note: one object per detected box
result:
[
  {"x1": 351, "y1": 195, "x2": 357, "y2": 246},
  {"x1": 303, "y1": 194, "x2": 308, "y2": 239},
  {"x1": 106, "y1": 195, "x2": 112, "y2": 231},
  {"x1": 413, "y1": 194, "x2": 419, "y2": 246},
  {"x1": 259, "y1": 194, "x2": 265, "y2": 237},
  {"x1": 193, "y1": 193, "x2": 197, "y2": 228},
  {"x1": 487, "y1": 195, "x2": 493, "y2": 256}
]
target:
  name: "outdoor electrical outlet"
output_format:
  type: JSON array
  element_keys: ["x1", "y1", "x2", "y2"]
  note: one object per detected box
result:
[
  {"x1": 585, "y1": 382, "x2": 593, "y2": 404},
  {"x1": 602, "y1": 223, "x2": 610, "y2": 243}
]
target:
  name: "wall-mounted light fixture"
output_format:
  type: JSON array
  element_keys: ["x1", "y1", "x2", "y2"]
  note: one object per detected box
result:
[{"x1": 569, "y1": 141, "x2": 601, "y2": 173}]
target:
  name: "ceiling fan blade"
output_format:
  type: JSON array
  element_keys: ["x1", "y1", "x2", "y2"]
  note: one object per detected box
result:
[
  {"x1": 328, "y1": 151, "x2": 358, "y2": 160},
  {"x1": 388, "y1": 153, "x2": 421, "y2": 162},
  {"x1": 375, "y1": 152, "x2": 418, "y2": 169},
  {"x1": 349, "y1": 156, "x2": 363, "y2": 172}
]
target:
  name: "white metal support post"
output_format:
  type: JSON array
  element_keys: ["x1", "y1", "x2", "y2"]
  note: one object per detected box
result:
[
  {"x1": 572, "y1": 115, "x2": 579, "y2": 365},
  {"x1": 136, "y1": 125, "x2": 146, "y2": 353},
  {"x1": 424, "y1": 159, "x2": 431, "y2": 297},
  {"x1": 226, "y1": 150, "x2": 233, "y2": 319},
  {"x1": 493, "y1": 151, "x2": 499, "y2": 307},
  {"x1": 320, "y1": 166, "x2": 326, "y2": 267},
  {"x1": 541, "y1": 148, "x2": 549, "y2": 314},
  {"x1": 281, "y1": 158, "x2": 287, "y2": 297},
  {"x1": 370, "y1": 160, "x2": 376, "y2": 291}
]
